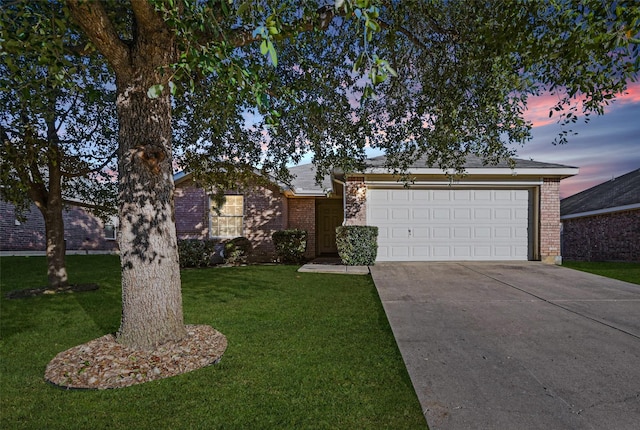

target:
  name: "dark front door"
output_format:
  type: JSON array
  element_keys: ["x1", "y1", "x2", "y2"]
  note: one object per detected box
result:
[{"x1": 316, "y1": 199, "x2": 344, "y2": 255}]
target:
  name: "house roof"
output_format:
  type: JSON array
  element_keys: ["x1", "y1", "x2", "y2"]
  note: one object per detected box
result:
[
  {"x1": 285, "y1": 163, "x2": 333, "y2": 196},
  {"x1": 561, "y1": 168, "x2": 640, "y2": 217},
  {"x1": 362, "y1": 154, "x2": 577, "y2": 177},
  {"x1": 175, "y1": 154, "x2": 579, "y2": 197},
  {"x1": 366, "y1": 154, "x2": 573, "y2": 169}
]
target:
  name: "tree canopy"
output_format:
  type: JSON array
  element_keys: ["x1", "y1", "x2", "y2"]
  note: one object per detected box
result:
[
  {"x1": 168, "y1": 0, "x2": 640, "y2": 185},
  {"x1": 1, "y1": 0, "x2": 117, "y2": 288},
  {"x1": 2, "y1": 0, "x2": 637, "y2": 350}
]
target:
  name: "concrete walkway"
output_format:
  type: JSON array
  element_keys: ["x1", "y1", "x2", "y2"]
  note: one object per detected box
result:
[
  {"x1": 297, "y1": 263, "x2": 370, "y2": 275},
  {"x1": 370, "y1": 262, "x2": 640, "y2": 430}
]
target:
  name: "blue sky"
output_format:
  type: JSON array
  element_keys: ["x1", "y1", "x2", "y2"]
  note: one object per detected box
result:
[{"x1": 512, "y1": 82, "x2": 640, "y2": 198}]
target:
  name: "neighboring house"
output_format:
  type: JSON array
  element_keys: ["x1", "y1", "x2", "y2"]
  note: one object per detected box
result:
[
  {"x1": 0, "y1": 200, "x2": 118, "y2": 254},
  {"x1": 561, "y1": 168, "x2": 640, "y2": 262},
  {"x1": 174, "y1": 155, "x2": 578, "y2": 264}
]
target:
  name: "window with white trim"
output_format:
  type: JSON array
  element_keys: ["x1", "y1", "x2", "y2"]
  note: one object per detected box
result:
[
  {"x1": 104, "y1": 224, "x2": 117, "y2": 240},
  {"x1": 210, "y1": 195, "x2": 243, "y2": 238}
]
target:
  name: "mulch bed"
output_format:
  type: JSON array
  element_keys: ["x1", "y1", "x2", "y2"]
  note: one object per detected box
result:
[{"x1": 45, "y1": 325, "x2": 227, "y2": 389}]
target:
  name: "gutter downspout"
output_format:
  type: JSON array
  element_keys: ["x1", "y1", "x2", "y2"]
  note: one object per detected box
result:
[{"x1": 334, "y1": 178, "x2": 347, "y2": 226}]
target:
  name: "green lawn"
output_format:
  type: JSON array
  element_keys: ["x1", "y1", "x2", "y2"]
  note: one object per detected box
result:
[
  {"x1": 0, "y1": 255, "x2": 425, "y2": 429},
  {"x1": 562, "y1": 261, "x2": 640, "y2": 285}
]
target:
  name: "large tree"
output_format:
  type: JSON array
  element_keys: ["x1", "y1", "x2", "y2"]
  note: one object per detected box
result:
[
  {"x1": 6, "y1": 0, "x2": 637, "y2": 351},
  {"x1": 0, "y1": 1, "x2": 117, "y2": 289}
]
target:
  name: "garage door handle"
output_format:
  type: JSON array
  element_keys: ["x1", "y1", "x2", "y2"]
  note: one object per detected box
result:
[{"x1": 408, "y1": 229, "x2": 412, "y2": 237}]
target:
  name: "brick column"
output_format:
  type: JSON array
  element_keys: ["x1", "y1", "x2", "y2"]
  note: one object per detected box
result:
[
  {"x1": 540, "y1": 178, "x2": 562, "y2": 264},
  {"x1": 344, "y1": 177, "x2": 367, "y2": 226},
  {"x1": 287, "y1": 198, "x2": 316, "y2": 259}
]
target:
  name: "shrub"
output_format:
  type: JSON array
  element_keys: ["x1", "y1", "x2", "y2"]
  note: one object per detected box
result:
[
  {"x1": 272, "y1": 229, "x2": 307, "y2": 264},
  {"x1": 178, "y1": 239, "x2": 222, "y2": 268},
  {"x1": 336, "y1": 226, "x2": 378, "y2": 266},
  {"x1": 223, "y1": 237, "x2": 252, "y2": 265}
]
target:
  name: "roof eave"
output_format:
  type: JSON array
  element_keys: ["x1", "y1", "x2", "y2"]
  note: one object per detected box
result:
[
  {"x1": 360, "y1": 167, "x2": 579, "y2": 178},
  {"x1": 561, "y1": 203, "x2": 640, "y2": 220}
]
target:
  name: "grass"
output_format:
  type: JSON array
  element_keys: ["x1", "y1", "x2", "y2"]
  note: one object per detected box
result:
[
  {"x1": 562, "y1": 261, "x2": 640, "y2": 285},
  {"x1": 0, "y1": 255, "x2": 425, "y2": 429}
]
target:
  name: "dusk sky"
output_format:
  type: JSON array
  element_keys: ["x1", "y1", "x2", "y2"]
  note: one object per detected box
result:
[
  {"x1": 295, "y1": 81, "x2": 640, "y2": 199},
  {"x1": 512, "y1": 81, "x2": 640, "y2": 198}
]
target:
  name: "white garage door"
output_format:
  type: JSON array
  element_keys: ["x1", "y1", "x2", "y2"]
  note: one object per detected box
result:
[{"x1": 368, "y1": 189, "x2": 530, "y2": 261}]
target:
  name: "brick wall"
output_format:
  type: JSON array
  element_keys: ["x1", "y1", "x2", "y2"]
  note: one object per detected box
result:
[
  {"x1": 562, "y1": 209, "x2": 640, "y2": 262},
  {"x1": 287, "y1": 198, "x2": 316, "y2": 259},
  {"x1": 0, "y1": 200, "x2": 117, "y2": 252},
  {"x1": 540, "y1": 178, "x2": 561, "y2": 264},
  {"x1": 174, "y1": 178, "x2": 287, "y2": 261},
  {"x1": 174, "y1": 180, "x2": 209, "y2": 239},
  {"x1": 243, "y1": 183, "x2": 287, "y2": 261},
  {"x1": 344, "y1": 176, "x2": 367, "y2": 226}
]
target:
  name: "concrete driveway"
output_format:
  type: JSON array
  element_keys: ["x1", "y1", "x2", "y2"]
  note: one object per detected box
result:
[{"x1": 370, "y1": 262, "x2": 640, "y2": 430}]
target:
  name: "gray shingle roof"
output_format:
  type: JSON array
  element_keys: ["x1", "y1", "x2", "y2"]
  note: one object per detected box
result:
[
  {"x1": 287, "y1": 154, "x2": 577, "y2": 194},
  {"x1": 287, "y1": 163, "x2": 332, "y2": 194},
  {"x1": 366, "y1": 154, "x2": 574, "y2": 169},
  {"x1": 561, "y1": 168, "x2": 640, "y2": 216}
]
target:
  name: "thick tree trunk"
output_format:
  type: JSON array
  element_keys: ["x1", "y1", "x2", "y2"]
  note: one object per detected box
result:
[
  {"x1": 114, "y1": 33, "x2": 186, "y2": 350},
  {"x1": 42, "y1": 199, "x2": 69, "y2": 290},
  {"x1": 30, "y1": 124, "x2": 69, "y2": 290},
  {"x1": 66, "y1": 0, "x2": 187, "y2": 350}
]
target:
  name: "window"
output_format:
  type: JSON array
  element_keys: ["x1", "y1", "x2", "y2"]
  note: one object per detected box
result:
[
  {"x1": 210, "y1": 195, "x2": 243, "y2": 238},
  {"x1": 104, "y1": 224, "x2": 117, "y2": 240}
]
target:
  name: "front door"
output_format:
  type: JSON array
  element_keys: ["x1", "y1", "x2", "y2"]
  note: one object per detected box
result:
[{"x1": 316, "y1": 199, "x2": 344, "y2": 255}]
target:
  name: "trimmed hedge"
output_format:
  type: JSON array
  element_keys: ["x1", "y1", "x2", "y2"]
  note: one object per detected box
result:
[
  {"x1": 272, "y1": 229, "x2": 307, "y2": 264},
  {"x1": 223, "y1": 237, "x2": 252, "y2": 265},
  {"x1": 336, "y1": 225, "x2": 378, "y2": 266},
  {"x1": 177, "y1": 239, "x2": 221, "y2": 268},
  {"x1": 178, "y1": 237, "x2": 252, "y2": 267}
]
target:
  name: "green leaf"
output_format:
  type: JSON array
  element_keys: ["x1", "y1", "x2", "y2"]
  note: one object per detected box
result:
[
  {"x1": 268, "y1": 41, "x2": 277, "y2": 67},
  {"x1": 260, "y1": 40, "x2": 268, "y2": 55},
  {"x1": 147, "y1": 84, "x2": 164, "y2": 99}
]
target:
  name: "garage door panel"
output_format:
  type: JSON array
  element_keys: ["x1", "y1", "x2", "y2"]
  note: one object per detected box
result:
[
  {"x1": 391, "y1": 208, "x2": 410, "y2": 220},
  {"x1": 390, "y1": 246, "x2": 410, "y2": 257},
  {"x1": 454, "y1": 208, "x2": 471, "y2": 220},
  {"x1": 369, "y1": 188, "x2": 530, "y2": 261},
  {"x1": 473, "y1": 190, "x2": 492, "y2": 200},
  {"x1": 454, "y1": 246, "x2": 471, "y2": 257},
  {"x1": 515, "y1": 208, "x2": 528, "y2": 220},
  {"x1": 433, "y1": 227, "x2": 450, "y2": 238},
  {"x1": 391, "y1": 227, "x2": 409, "y2": 239},
  {"x1": 494, "y1": 208, "x2": 512, "y2": 219},
  {"x1": 433, "y1": 208, "x2": 450, "y2": 219},
  {"x1": 453, "y1": 227, "x2": 471, "y2": 239},
  {"x1": 413, "y1": 227, "x2": 430, "y2": 239},
  {"x1": 474, "y1": 227, "x2": 491, "y2": 239},
  {"x1": 494, "y1": 227, "x2": 512, "y2": 238},
  {"x1": 370, "y1": 207, "x2": 389, "y2": 221},
  {"x1": 454, "y1": 190, "x2": 471, "y2": 200},
  {"x1": 412, "y1": 246, "x2": 430, "y2": 257},
  {"x1": 474, "y1": 208, "x2": 491, "y2": 220},
  {"x1": 391, "y1": 190, "x2": 410, "y2": 201},
  {"x1": 412, "y1": 208, "x2": 430, "y2": 219}
]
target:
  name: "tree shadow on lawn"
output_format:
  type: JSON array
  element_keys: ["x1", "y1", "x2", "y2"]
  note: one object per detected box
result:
[{"x1": 180, "y1": 266, "x2": 289, "y2": 305}]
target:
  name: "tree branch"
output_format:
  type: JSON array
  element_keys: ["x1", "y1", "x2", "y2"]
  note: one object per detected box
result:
[
  {"x1": 130, "y1": 0, "x2": 167, "y2": 34},
  {"x1": 224, "y1": 5, "x2": 337, "y2": 48},
  {"x1": 66, "y1": 0, "x2": 130, "y2": 75},
  {"x1": 62, "y1": 198, "x2": 114, "y2": 212},
  {"x1": 377, "y1": 19, "x2": 427, "y2": 50},
  {"x1": 62, "y1": 148, "x2": 118, "y2": 178}
]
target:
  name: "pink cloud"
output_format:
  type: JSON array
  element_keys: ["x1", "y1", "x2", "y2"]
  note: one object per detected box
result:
[{"x1": 524, "y1": 81, "x2": 640, "y2": 128}]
